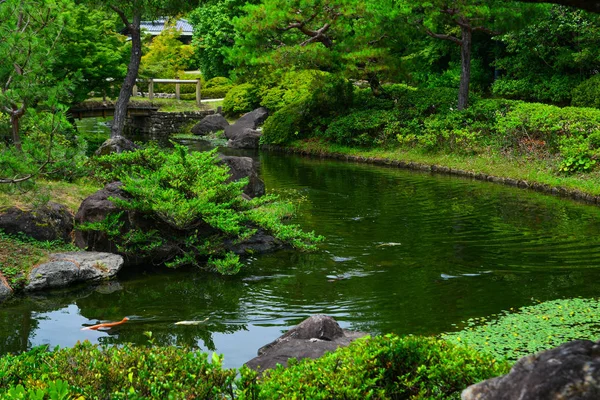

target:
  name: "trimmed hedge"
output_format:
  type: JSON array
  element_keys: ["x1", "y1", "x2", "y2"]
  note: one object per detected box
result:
[
  {"x1": 0, "y1": 335, "x2": 510, "y2": 399},
  {"x1": 222, "y1": 83, "x2": 261, "y2": 116}
]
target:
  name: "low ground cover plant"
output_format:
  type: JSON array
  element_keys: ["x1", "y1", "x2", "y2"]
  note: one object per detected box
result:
[{"x1": 442, "y1": 297, "x2": 600, "y2": 362}]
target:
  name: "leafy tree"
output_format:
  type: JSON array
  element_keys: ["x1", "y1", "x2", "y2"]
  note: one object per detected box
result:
[
  {"x1": 140, "y1": 26, "x2": 195, "y2": 78},
  {"x1": 188, "y1": 0, "x2": 254, "y2": 79},
  {"x1": 0, "y1": 0, "x2": 72, "y2": 152},
  {"x1": 52, "y1": 4, "x2": 129, "y2": 104},
  {"x1": 493, "y1": 5, "x2": 600, "y2": 104},
  {"x1": 230, "y1": 0, "x2": 408, "y2": 94},
  {"x1": 84, "y1": 0, "x2": 200, "y2": 138},
  {"x1": 405, "y1": 0, "x2": 540, "y2": 110}
]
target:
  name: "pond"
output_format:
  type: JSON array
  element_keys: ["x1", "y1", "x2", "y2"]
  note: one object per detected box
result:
[{"x1": 2, "y1": 133, "x2": 600, "y2": 369}]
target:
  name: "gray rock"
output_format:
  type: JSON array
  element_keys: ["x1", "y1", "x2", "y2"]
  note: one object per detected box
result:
[
  {"x1": 225, "y1": 230, "x2": 282, "y2": 255},
  {"x1": 25, "y1": 252, "x2": 123, "y2": 291},
  {"x1": 191, "y1": 114, "x2": 229, "y2": 136},
  {"x1": 95, "y1": 136, "x2": 139, "y2": 156},
  {"x1": 245, "y1": 315, "x2": 368, "y2": 372},
  {"x1": 0, "y1": 275, "x2": 13, "y2": 302},
  {"x1": 224, "y1": 107, "x2": 268, "y2": 140},
  {"x1": 227, "y1": 128, "x2": 261, "y2": 149},
  {"x1": 0, "y1": 202, "x2": 73, "y2": 242},
  {"x1": 218, "y1": 155, "x2": 266, "y2": 198},
  {"x1": 462, "y1": 339, "x2": 600, "y2": 400},
  {"x1": 74, "y1": 182, "x2": 127, "y2": 252}
]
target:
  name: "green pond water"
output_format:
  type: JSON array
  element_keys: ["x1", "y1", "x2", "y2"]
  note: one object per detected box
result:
[{"x1": 2, "y1": 124, "x2": 600, "y2": 369}]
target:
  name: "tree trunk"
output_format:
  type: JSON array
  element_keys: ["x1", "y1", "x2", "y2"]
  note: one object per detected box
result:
[
  {"x1": 458, "y1": 25, "x2": 472, "y2": 111},
  {"x1": 111, "y1": 12, "x2": 142, "y2": 138},
  {"x1": 367, "y1": 72, "x2": 384, "y2": 97},
  {"x1": 10, "y1": 105, "x2": 24, "y2": 152}
]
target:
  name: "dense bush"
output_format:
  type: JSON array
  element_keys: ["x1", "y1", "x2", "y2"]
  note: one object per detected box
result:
[
  {"x1": 571, "y1": 75, "x2": 600, "y2": 109},
  {"x1": 261, "y1": 72, "x2": 353, "y2": 144},
  {"x1": 324, "y1": 110, "x2": 398, "y2": 146},
  {"x1": 0, "y1": 342, "x2": 236, "y2": 399},
  {"x1": 241, "y1": 335, "x2": 509, "y2": 400},
  {"x1": 205, "y1": 76, "x2": 232, "y2": 88},
  {"x1": 84, "y1": 144, "x2": 322, "y2": 273},
  {"x1": 442, "y1": 298, "x2": 600, "y2": 362},
  {"x1": 222, "y1": 83, "x2": 261, "y2": 116},
  {"x1": 0, "y1": 335, "x2": 509, "y2": 399}
]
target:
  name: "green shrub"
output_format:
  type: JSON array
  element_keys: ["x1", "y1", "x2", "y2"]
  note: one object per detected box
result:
[
  {"x1": 1, "y1": 335, "x2": 509, "y2": 399},
  {"x1": 222, "y1": 83, "x2": 260, "y2": 116},
  {"x1": 179, "y1": 85, "x2": 232, "y2": 100},
  {"x1": 260, "y1": 72, "x2": 353, "y2": 144},
  {"x1": 325, "y1": 110, "x2": 398, "y2": 146},
  {"x1": 0, "y1": 342, "x2": 236, "y2": 399},
  {"x1": 261, "y1": 101, "x2": 306, "y2": 145},
  {"x1": 495, "y1": 102, "x2": 600, "y2": 168},
  {"x1": 205, "y1": 76, "x2": 232, "y2": 88},
  {"x1": 442, "y1": 298, "x2": 600, "y2": 362},
  {"x1": 84, "y1": 144, "x2": 322, "y2": 273},
  {"x1": 571, "y1": 75, "x2": 600, "y2": 109},
  {"x1": 240, "y1": 335, "x2": 509, "y2": 399}
]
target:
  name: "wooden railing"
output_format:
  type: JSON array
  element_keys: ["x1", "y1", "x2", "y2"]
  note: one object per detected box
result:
[{"x1": 133, "y1": 78, "x2": 202, "y2": 106}]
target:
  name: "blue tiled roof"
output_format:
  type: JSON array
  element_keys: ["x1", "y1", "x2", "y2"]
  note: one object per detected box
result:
[{"x1": 140, "y1": 19, "x2": 193, "y2": 36}]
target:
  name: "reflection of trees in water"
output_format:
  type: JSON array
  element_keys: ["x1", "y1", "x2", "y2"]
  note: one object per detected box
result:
[
  {"x1": 0, "y1": 306, "x2": 35, "y2": 354},
  {"x1": 75, "y1": 268, "x2": 249, "y2": 350}
]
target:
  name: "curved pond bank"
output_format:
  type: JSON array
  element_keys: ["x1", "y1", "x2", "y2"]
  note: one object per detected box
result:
[
  {"x1": 3, "y1": 148, "x2": 600, "y2": 369},
  {"x1": 265, "y1": 143, "x2": 600, "y2": 206}
]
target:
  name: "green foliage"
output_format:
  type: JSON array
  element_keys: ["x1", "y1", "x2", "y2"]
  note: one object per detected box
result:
[
  {"x1": 0, "y1": 342, "x2": 237, "y2": 399},
  {"x1": 261, "y1": 72, "x2": 353, "y2": 144},
  {"x1": 325, "y1": 110, "x2": 398, "y2": 146},
  {"x1": 0, "y1": 108, "x2": 90, "y2": 184},
  {"x1": 493, "y1": 5, "x2": 600, "y2": 104},
  {"x1": 241, "y1": 335, "x2": 509, "y2": 399},
  {"x1": 222, "y1": 83, "x2": 260, "y2": 116},
  {"x1": 571, "y1": 75, "x2": 600, "y2": 109},
  {"x1": 0, "y1": 335, "x2": 509, "y2": 399},
  {"x1": 443, "y1": 298, "x2": 600, "y2": 362},
  {"x1": 205, "y1": 77, "x2": 232, "y2": 88},
  {"x1": 86, "y1": 144, "x2": 322, "y2": 273}
]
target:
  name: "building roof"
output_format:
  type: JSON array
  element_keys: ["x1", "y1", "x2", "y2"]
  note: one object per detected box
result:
[{"x1": 140, "y1": 19, "x2": 193, "y2": 37}]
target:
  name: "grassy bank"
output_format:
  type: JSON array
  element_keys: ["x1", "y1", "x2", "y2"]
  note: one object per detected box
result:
[
  {"x1": 0, "y1": 179, "x2": 99, "y2": 289},
  {"x1": 278, "y1": 140, "x2": 600, "y2": 199}
]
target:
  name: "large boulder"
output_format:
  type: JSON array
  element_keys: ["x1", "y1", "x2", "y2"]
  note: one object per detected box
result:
[
  {"x1": 218, "y1": 155, "x2": 265, "y2": 198},
  {"x1": 0, "y1": 202, "x2": 73, "y2": 242},
  {"x1": 74, "y1": 182, "x2": 127, "y2": 252},
  {"x1": 224, "y1": 107, "x2": 268, "y2": 140},
  {"x1": 25, "y1": 252, "x2": 123, "y2": 292},
  {"x1": 95, "y1": 136, "x2": 139, "y2": 156},
  {"x1": 191, "y1": 114, "x2": 229, "y2": 136},
  {"x1": 245, "y1": 315, "x2": 368, "y2": 372},
  {"x1": 462, "y1": 339, "x2": 600, "y2": 400},
  {"x1": 227, "y1": 128, "x2": 262, "y2": 149}
]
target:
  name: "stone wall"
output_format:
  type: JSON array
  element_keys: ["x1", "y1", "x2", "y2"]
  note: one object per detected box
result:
[{"x1": 124, "y1": 110, "x2": 215, "y2": 140}]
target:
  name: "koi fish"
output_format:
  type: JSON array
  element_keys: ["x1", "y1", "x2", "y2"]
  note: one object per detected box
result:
[
  {"x1": 175, "y1": 317, "x2": 209, "y2": 325},
  {"x1": 81, "y1": 317, "x2": 129, "y2": 331}
]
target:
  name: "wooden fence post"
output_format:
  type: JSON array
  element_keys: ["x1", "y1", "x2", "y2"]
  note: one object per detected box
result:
[
  {"x1": 175, "y1": 76, "x2": 180, "y2": 100},
  {"x1": 196, "y1": 79, "x2": 201, "y2": 107},
  {"x1": 149, "y1": 79, "x2": 154, "y2": 101}
]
